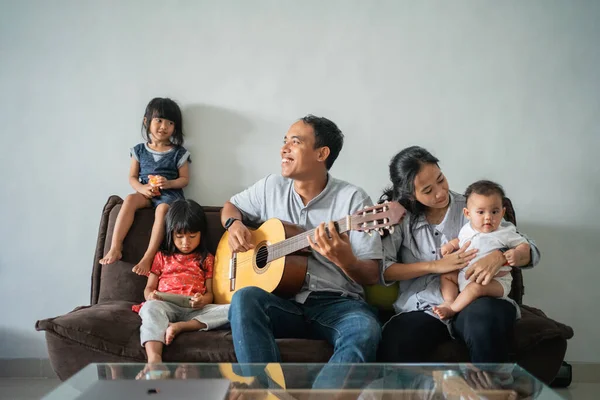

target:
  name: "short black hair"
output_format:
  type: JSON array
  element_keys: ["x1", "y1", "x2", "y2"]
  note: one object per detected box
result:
[
  {"x1": 300, "y1": 115, "x2": 344, "y2": 170},
  {"x1": 162, "y1": 199, "x2": 209, "y2": 262},
  {"x1": 142, "y1": 97, "x2": 184, "y2": 146},
  {"x1": 464, "y1": 180, "x2": 506, "y2": 204}
]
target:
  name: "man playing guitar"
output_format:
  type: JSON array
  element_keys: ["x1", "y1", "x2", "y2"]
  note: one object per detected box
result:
[{"x1": 220, "y1": 115, "x2": 390, "y2": 389}]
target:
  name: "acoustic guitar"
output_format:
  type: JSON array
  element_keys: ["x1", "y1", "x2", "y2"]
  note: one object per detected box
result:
[{"x1": 213, "y1": 202, "x2": 405, "y2": 304}]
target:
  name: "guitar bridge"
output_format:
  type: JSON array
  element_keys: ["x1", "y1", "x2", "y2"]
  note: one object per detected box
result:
[{"x1": 229, "y1": 253, "x2": 237, "y2": 292}]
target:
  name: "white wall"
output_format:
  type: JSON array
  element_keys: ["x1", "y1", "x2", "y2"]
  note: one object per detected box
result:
[{"x1": 1, "y1": 0, "x2": 598, "y2": 362}]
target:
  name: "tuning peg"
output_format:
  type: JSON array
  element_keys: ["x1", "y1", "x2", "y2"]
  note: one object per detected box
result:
[{"x1": 388, "y1": 226, "x2": 395, "y2": 234}]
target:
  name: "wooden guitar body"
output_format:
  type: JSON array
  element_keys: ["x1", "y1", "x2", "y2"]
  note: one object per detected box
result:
[{"x1": 213, "y1": 219, "x2": 308, "y2": 304}]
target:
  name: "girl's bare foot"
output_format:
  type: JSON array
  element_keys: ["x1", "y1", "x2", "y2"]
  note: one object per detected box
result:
[
  {"x1": 99, "y1": 247, "x2": 122, "y2": 265},
  {"x1": 132, "y1": 257, "x2": 152, "y2": 275},
  {"x1": 433, "y1": 303, "x2": 457, "y2": 320},
  {"x1": 165, "y1": 322, "x2": 183, "y2": 345}
]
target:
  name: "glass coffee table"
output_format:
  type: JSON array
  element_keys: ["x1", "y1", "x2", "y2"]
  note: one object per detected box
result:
[{"x1": 43, "y1": 362, "x2": 563, "y2": 399}]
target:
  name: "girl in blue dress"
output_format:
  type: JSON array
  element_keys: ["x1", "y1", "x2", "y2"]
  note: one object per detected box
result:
[{"x1": 100, "y1": 98, "x2": 191, "y2": 276}]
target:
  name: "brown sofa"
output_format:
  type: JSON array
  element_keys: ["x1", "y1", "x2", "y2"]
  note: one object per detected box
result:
[{"x1": 36, "y1": 196, "x2": 573, "y2": 383}]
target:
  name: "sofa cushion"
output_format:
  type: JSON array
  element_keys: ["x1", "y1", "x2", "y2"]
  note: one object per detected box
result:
[
  {"x1": 35, "y1": 302, "x2": 572, "y2": 363},
  {"x1": 364, "y1": 283, "x2": 399, "y2": 310},
  {"x1": 35, "y1": 301, "x2": 333, "y2": 363},
  {"x1": 423, "y1": 305, "x2": 573, "y2": 363},
  {"x1": 512, "y1": 305, "x2": 574, "y2": 351},
  {"x1": 36, "y1": 301, "x2": 147, "y2": 359},
  {"x1": 35, "y1": 301, "x2": 236, "y2": 361}
]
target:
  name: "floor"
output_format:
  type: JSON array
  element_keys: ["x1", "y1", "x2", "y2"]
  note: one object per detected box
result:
[
  {"x1": 0, "y1": 378, "x2": 59, "y2": 400},
  {"x1": 0, "y1": 377, "x2": 597, "y2": 399},
  {"x1": 554, "y1": 383, "x2": 600, "y2": 400}
]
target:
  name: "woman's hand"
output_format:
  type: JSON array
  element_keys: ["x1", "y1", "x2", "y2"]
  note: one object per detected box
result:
[
  {"x1": 464, "y1": 250, "x2": 505, "y2": 285},
  {"x1": 434, "y1": 241, "x2": 478, "y2": 274}
]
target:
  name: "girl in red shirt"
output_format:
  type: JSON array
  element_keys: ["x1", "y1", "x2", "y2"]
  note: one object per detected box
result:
[{"x1": 136, "y1": 199, "x2": 229, "y2": 377}]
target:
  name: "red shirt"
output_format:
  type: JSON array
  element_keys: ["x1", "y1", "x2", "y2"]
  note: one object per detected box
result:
[{"x1": 132, "y1": 251, "x2": 214, "y2": 313}]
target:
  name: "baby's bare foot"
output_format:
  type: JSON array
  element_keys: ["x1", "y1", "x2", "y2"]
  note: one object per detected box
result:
[
  {"x1": 433, "y1": 303, "x2": 457, "y2": 320},
  {"x1": 132, "y1": 257, "x2": 152, "y2": 275},
  {"x1": 100, "y1": 248, "x2": 122, "y2": 265}
]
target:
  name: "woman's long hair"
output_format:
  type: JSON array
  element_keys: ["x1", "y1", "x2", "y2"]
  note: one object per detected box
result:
[{"x1": 380, "y1": 146, "x2": 440, "y2": 234}]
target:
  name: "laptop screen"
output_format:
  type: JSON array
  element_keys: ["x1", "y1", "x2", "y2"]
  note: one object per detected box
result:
[{"x1": 78, "y1": 379, "x2": 231, "y2": 400}]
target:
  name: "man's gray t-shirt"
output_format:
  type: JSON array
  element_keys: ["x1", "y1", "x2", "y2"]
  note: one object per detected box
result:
[{"x1": 230, "y1": 174, "x2": 382, "y2": 303}]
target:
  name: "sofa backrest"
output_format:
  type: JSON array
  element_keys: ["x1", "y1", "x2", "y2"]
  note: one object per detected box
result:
[
  {"x1": 503, "y1": 197, "x2": 524, "y2": 304},
  {"x1": 91, "y1": 196, "x2": 225, "y2": 305},
  {"x1": 90, "y1": 195, "x2": 524, "y2": 306}
]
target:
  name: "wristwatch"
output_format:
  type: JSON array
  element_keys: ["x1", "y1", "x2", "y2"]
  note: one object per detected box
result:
[{"x1": 224, "y1": 217, "x2": 240, "y2": 230}]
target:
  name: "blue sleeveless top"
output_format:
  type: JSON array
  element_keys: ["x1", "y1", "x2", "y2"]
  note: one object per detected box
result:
[{"x1": 130, "y1": 143, "x2": 191, "y2": 206}]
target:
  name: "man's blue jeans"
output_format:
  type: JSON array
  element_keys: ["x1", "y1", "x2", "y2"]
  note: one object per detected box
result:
[{"x1": 228, "y1": 287, "x2": 381, "y2": 388}]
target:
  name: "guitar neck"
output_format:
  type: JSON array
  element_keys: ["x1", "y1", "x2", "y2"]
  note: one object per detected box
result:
[{"x1": 267, "y1": 217, "x2": 350, "y2": 262}]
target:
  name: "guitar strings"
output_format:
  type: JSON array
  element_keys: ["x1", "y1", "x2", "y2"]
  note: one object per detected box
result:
[
  {"x1": 217, "y1": 204, "x2": 398, "y2": 271},
  {"x1": 226, "y1": 220, "x2": 349, "y2": 268},
  {"x1": 229, "y1": 233, "x2": 334, "y2": 267},
  {"x1": 224, "y1": 216, "x2": 390, "y2": 269}
]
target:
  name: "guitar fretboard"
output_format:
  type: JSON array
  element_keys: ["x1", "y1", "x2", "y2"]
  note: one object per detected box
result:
[{"x1": 266, "y1": 218, "x2": 349, "y2": 262}]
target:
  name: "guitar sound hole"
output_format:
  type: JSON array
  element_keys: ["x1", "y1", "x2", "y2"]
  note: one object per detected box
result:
[{"x1": 255, "y1": 246, "x2": 269, "y2": 269}]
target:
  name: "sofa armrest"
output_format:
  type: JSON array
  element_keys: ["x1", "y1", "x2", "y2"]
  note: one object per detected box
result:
[{"x1": 91, "y1": 196, "x2": 124, "y2": 305}]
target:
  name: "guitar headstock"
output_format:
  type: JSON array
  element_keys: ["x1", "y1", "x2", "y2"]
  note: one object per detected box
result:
[{"x1": 350, "y1": 201, "x2": 406, "y2": 235}]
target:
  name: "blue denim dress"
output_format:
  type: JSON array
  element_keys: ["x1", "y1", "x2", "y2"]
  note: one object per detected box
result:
[{"x1": 130, "y1": 143, "x2": 191, "y2": 207}]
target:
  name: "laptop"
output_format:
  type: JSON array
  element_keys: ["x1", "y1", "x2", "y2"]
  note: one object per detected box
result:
[{"x1": 73, "y1": 379, "x2": 231, "y2": 400}]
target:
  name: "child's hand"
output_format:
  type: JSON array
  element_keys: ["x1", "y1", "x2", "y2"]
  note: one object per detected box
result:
[
  {"x1": 189, "y1": 293, "x2": 208, "y2": 309},
  {"x1": 140, "y1": 184, "x2": 158, "y2": 199},
  {"x1": 441, "y1": 243, "x2": 455, "y2": 257},
  {"x1": 147, "y1": 290, "x2": 162, "y2": 301},
  {"x1": 503, "y1": 249, "x2": 518, "y2": 266},
  {"x1": 152, "y1": 175, "x2": 168, "y2": 189}
]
